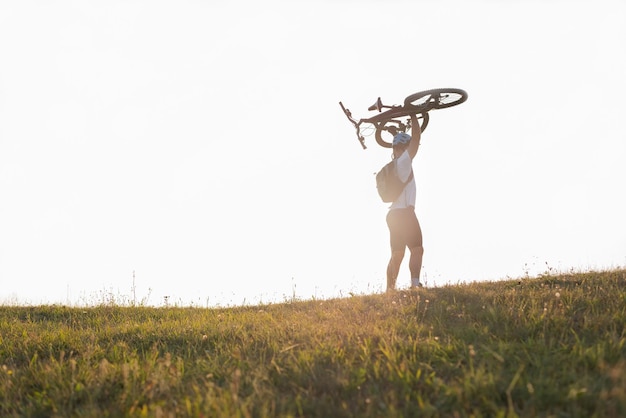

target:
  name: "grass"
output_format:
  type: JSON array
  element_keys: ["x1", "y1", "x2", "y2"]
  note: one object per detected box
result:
[{"x1": 1, "y1": 269, "x2": 625, "y2": 417}]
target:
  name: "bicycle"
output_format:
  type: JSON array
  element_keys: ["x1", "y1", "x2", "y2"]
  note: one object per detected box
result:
[{"x1": 339, "y1": 88, "x2": 468, "y2": 149}]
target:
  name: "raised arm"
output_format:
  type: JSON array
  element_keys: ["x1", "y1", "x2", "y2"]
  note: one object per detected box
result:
[{"x1": 407, "y1": 113, "x2": 422, "y2": 159}]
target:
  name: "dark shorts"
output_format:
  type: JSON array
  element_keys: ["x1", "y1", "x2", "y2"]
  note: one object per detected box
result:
[{"x1": 386, "y1": 207, "x2": 423, "y2": 251}]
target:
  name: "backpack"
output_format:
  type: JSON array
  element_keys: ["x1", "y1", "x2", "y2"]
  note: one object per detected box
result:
[{"x1": 376, "y1": 160, "x2": 414, "y2": 203}]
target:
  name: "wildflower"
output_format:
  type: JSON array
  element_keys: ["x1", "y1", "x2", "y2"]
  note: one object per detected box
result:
[
  {"x1": 468, "y1": 345, "x2": 476, "y2": 357},
  {"x1": 2, "y1": 365, "x2": 12, "y2": 376},
  {"x1": 202, "y1": 335, "x2": 208, "y2": 341},
  {"x1": 555, "y1": 292, "x2": 561, "y2": 298}
]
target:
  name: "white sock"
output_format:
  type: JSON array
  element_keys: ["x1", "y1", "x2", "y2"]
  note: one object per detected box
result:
[{"x1": 411, "y1": 277, "x2": 421, "y2": 287}]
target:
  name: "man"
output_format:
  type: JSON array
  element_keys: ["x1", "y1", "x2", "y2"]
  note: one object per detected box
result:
[{"x1": 386, "y1": 113, "x2": 423, "y2": 291}]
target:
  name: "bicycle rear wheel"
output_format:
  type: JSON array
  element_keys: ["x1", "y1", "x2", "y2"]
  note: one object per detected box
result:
[{"x1": 404, "y1": 88, "x2": 468, "y2": 111}]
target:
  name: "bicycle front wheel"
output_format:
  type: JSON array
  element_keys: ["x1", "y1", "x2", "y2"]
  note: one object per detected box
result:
[
  {"x1": 404, "y1": 88, "x2": 468, "y2": 112},
  {"x1": 374, "y1": 112, "x2": 429, "y2": 148}
]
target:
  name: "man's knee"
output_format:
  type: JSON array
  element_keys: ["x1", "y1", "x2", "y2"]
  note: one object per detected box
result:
[
  {"x1": 391, "y1": 249, "x2": 405, "y2": 262},
  {"x1": 410, "y1": 245, "x2": 424, "y2": 256}
]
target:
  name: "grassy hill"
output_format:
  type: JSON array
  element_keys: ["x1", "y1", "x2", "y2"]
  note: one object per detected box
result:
[{"x1": 1, "y1": 269, "x2": 625, "y2": 417}]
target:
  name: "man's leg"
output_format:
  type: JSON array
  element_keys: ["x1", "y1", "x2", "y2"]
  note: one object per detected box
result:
[
  {"x1": 407, "y1": 212, "x2": 424, "y2": 287},
  {"x1": 386, "y1": 209, "x2": 405, "y2": 291},
  {"x1": 387, "y1": 249, "x2": 405, "y2": 291},
  {"x1": 408, "y1": 245, "x2": 424, "y2": 287}
]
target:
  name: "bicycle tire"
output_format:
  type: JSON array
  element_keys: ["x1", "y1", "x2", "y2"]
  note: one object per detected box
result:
[
  {"x1": 403, "y1": 88, "x2": 468, "y2": 111},
  {"x1": 374, "y1": 112, "x2": 429, "y2": 149}
]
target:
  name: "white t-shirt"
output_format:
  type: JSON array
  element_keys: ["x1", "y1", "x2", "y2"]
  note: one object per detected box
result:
[{"x1": 389, "y1": 150, "x2": 416, "y2": 210}]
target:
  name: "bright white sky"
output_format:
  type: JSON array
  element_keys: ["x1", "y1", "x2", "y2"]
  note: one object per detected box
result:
[{"x1": 1, "y1": 0, "x2": 625, "y2": 307}]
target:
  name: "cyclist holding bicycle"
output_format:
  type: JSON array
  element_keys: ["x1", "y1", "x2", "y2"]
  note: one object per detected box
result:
[
  {"x1": 385, "y1": 113, "x2": 424, "y2": 291},
  {"x1": 340, "y1": 88, "x2": 467, "y2": 291}
]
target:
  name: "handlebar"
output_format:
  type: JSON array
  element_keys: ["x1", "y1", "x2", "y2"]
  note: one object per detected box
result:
[{"x1": 339, "y1": 101, "x2": 366, "y2": 149}]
